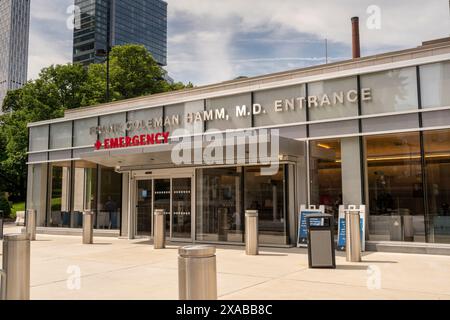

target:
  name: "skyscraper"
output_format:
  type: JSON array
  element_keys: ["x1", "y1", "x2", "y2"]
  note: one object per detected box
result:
[
  {"x1": 0, "y1": 0, "x2": 31, "y2": 111},
  {"x1": 73, "y1": 0, "x2": 167, "y2": 66}
]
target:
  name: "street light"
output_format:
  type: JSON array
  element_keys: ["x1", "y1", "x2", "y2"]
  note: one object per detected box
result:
[{"x1": 95, "y1": 0, "x2": 111, "y2": 102}]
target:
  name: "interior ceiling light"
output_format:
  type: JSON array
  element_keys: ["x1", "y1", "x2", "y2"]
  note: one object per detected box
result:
[{"x1": 318, "y1": 143, "x2": 332, "y2": 150}]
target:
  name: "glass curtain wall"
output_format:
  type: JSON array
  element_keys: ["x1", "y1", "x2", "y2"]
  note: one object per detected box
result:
[
  {"x1": 423, "y1": 130, "x2": 450, "y2": 243},
  {"x1": 47, "y1": 162, "x2": 72, "y2": 227},
  {"x1": 365, "y1": 133, "x2": 425, "y2": 242},
  {"x1": 196, "y1": 165, "x2": 290, "y2": 245},
  {"x1": 196, "y1": 167, "x2": 243, "y2": 242},
  {"x1": 98, "y1": 166, "x2": 122, "y2": 230},
  {"x1": 244, "y1": 166, "x2": 288, "y2": 245},
  {"x1": 309, "y1": 139, "x2": 342, "y2": 220}
]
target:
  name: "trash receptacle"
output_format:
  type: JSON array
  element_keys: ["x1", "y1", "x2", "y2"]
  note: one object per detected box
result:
[{"x1": 306, "y1": 214, "x2": 336, "y2": 269}]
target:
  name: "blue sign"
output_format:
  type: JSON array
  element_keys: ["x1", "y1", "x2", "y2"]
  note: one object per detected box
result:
[
  {"x1": 337, "y1": 218, "x2": 364, "y2": 251},
  {"x1": 298, "y1": 211, "x2": 324, "y2": 245}
]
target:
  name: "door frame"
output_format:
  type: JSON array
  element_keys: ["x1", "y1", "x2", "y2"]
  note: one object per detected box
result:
[{"x1": 132, "y1": 168, "x2": 195, "y2": 241}]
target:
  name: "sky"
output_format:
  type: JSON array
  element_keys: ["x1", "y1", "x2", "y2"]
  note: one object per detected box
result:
[{"x1": 28, "y1": 0, "x2": 450, "y2": 85}]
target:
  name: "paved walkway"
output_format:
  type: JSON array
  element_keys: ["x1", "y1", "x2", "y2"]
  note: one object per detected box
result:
[{"x1": 1, "y1": 224, "x2": 450, "y2": 300}]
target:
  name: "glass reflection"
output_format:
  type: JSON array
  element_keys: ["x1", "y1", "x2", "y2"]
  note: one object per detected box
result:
[
  {"x1": 424, "y1": 130, "x2": 450, "y2": 243},
  {"x1": 366, "y1": 133, "x2": 425, "y2": 242},
  {"x1": 244, "y1": 166, "x2": 288, "y2": 245},
  {"x1": 309, "y1": 139, "x2": 342, "y2": 221},
  {"x1": 196, "y1": 167, "x2": 243, "y2": 242}
]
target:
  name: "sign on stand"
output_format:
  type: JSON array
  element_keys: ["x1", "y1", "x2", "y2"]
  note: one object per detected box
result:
[
  {"x1": 297, "y1": 205, "x2": 325, "y2": 247},
  {"x1": 337, "y1": 205, "x2": 366, "y2": 251}
]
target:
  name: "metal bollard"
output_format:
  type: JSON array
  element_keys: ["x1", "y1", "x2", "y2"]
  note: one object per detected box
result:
[
  {"x1": 245, "y1": 210, "x2": 259, "y2": 255},
  {"x1": 345, "y1": 209, "x2": 362, "y2": 262},
  {"x1": 178, "y1": 245, "x2": 217, "y2": 300},
  {"x1": 153, "y1": 209, "x2": 165, "y2": 249},
  {"x1": 0, "y1": 234, "x2": 31, "y2": 300},
  {"x1": 26, "y1": 209, "x2": 37, "y2": 241},
  {"x1": 82, "y1": 211, "x2": 94, "y2": 245}
]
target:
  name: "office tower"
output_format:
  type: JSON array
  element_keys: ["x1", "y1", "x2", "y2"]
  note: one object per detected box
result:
[
  {"x1": 0, "y1": 0, "x2": 31, "y2": 111},
  {"x1": 73, "y1": 0, "x2": 167, "y2": 66}
]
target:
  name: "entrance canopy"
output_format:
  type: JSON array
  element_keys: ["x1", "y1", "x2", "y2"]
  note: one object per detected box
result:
[{"x1": 80, "y1": 136, "x2": 305, "y2": 170}]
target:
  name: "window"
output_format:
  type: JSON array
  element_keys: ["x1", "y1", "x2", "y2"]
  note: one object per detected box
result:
[
  {"x1": 74, "y1": 117, "x2": 98, "y2": 147},
  {"x1": 244, "y1": 165, "x2": 289, "y2": 245},
  {"x1": 308, "y1": 77, "x2": 358, "y2": 121},
  {"x1": 309, "y1": 139, "x2": 342, "y2": 220},
  {"x1": 366, "y1": 133, "x2": 425, "y2": 242},
  {"x1": 253, "y1": 85, "x2": 306, "y2": 127},
  {"x1": 47, "y1": 162, "x2": 72, "y2": 228},
  {"x1": 50, "y1": 122, "x2": 72, "y2": 149},
  {"x1": 423, "y1": 130, "x2": 450, "y2": 243},
  {"x1": 420, "y1": 61, "x2": 450, "y2": 109},
  {"x1": 196, "y1": 167, "x2": 243, "y2": 242},
  {"x1": 98, "y1": 166, "x2": 122, "y2": 230},
  {"x1": 29, "y1": 125, "x2": 49, "y2": 152},
  {"x1": 361, "y1": 67, "x2": 418, "y2": 115}
]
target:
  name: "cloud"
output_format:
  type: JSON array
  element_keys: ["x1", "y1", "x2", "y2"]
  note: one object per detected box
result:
[
  {"x1": 28, "y1": 0, "x2": 73, "y2": 80},
  {"x1": 167, "y1": 0, "x2": 450, "y2": 84},
  {"x1": 27, "y1": 0, "x2": 450, "y2": 85}
]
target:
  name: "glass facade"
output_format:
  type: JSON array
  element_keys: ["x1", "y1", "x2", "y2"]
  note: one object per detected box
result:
[
  {"x1": 366, "y1": 133, "x2": 425, "y2": 242},
  {"x1": 26, "y1": 59, "x2": 450, "y2": 246},
  {"x1": 0, "y1": 0, "x2": 30, "y2": 111},
  {"x1": 423, "y1": 130, "x2": 450, "y2": 243},
  {"x1": 73, "y1": 0, "x2": 167, "y2": 66},
  {"x1": 309, "y1": 139, "x2": 342, "y2": 221},
  {"x1": 44, "y1": 161, "x2": 121, "y2": 230},
  {"x1": 196, "y1": 166, "x2": 290, "y2": 245}
]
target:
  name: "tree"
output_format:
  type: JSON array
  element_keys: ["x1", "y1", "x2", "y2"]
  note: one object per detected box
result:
[
  {"x1": 0, "y1": 44, "x2": 193, "y2": 201},
  {"x1": 86, "y1": 44, "x2": 191, "y2": 102}
]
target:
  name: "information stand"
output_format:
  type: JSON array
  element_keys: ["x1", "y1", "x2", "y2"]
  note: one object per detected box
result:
[{"x1": 297, "y1": 205, "x2": 325, "y2": 247}]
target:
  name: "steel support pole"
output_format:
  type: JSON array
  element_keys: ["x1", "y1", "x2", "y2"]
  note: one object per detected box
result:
[
  {"x1": 83, "y1": 211, "x2": 94, "y2": 245},
  {"x1": 153, "y1": 209, "x2": 165, "y2": 249},
  {"x1": 26, "y1": 209, "x2": 37, "y2": 241},
  {"x1": 346, "y1": 210, "x2": 362, "y2": 262},
  {"x1": 178, "y1": 245, "x2": 217, "y2": 300},
  {"x1": 245, "y1": 210, "x2": 259, "y2": 255},
  {"x1": 0, "y1": 234, "x2": 30, "y2": 300}
]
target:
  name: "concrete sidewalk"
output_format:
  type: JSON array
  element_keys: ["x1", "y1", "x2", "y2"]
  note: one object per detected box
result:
[{"x1": 1, "y1": 224, "x2": 450, "y2": 300}]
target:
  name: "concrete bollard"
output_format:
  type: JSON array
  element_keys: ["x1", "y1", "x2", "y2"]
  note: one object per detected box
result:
[
  {"x1": 245, "y1": 210, "x2": 259, "y2": 255},
  {"x1": 83, "y1": 211, "x2": 94, "y2": 245},
  {"x1": 345, "y1": 209, "x2": 362, "y2": 262},
  {"x1": 178, "y1": 245, "x2": 217, "y2": 300},
  {"x1": 25, "y1": 209, "x2": 37, "y2": 241},
  {"x1": 0, "y1": 233, "x2": 31, "y2": 300},
  {"x1": 153, "y1": 209, "x2": 165, "y2": 249}
]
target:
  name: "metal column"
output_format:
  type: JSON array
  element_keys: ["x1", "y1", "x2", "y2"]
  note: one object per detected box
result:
[
  {"x1": 26, "y1": 209, "x2": 37, "y2": 241},
  {"x1": 83, "y1": 211, "x2": 94, "y2": 245},
  {"x1": 345, "y1": 209, "x2": 362, "y2": 262},
  {"x1": 153, "y1": 209, "x2": 165, "y2": 249},
  {"x1": 245, "y1": 210, "x2": 259, "y2": 255},
  {"x1": 178, "y1": 245, "x2": 217, "y2": 300},
  {"x1": 0, "y1": 234, "x2": 31, "y2": 300}
]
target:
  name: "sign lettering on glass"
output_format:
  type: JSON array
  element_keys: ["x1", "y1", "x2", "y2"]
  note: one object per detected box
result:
[{"x1": 90, "y1": 88, "x2": 372, "y2": 150}]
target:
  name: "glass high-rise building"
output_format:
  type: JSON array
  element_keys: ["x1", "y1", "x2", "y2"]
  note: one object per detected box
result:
[
  {"x1": 73, "y1": 0, "x2": 167, "y2": 66},
  {"x1": 0, "y1": 0, "x2": 31, "y2": 111}
]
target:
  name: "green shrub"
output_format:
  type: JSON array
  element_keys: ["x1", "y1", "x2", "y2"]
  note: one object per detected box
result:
[{"x1": 0, "y1": 194, "x2": 11, "y2": 218}]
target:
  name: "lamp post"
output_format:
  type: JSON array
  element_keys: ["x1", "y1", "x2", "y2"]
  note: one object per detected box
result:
[{"x1": 95, "y1": 0, "x2": 111, "y2": 102}]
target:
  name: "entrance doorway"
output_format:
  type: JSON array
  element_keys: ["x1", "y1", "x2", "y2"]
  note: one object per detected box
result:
[{"x1": 135, "y1": 171, "x2": 193, "y2": 241}]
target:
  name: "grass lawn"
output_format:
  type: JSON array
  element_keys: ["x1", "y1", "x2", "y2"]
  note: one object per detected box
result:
[{"x1": 11, "y1": 202, "x2": 26, "y2": 219}]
